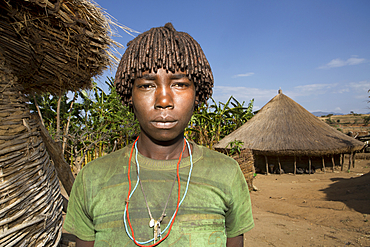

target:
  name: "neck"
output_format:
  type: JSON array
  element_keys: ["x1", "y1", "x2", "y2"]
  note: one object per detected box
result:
[{"x1": 136, "y1": 133, "x2": 190, "y2": 160}]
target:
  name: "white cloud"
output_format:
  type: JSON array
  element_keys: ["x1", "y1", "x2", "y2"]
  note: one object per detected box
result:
[
  {"x1": 318, "y1": 56, "x2": 366, "y2": 69},
  {"x1": 212, "y1": 86, "x2": 276, "y2": 110},
  {"x1": 348, "y1": 80, "x2": 370, "y2": 92},
  {"x1": 213, "y1": 86, "x2": 276, "y2": 99},
  {"x1": 210, "y1": 81, "x2": 370, "y2": 113},
  {"x1": 292, "y1": 83, "x2": 337, "y2": 95},
  {"x1": 347, "y1": 57, "x2": 366, "y2": 65},
  {"x1": 292, "y1": 81, "x2": 370, "y2": 96},
  {"x1": 213, "y1": 84, "x2": 338, "y2": 109},
  {"x1": 232, "y1": 72, "x2": 254, "y2": 78},
  {"x1": 346, "y1": 81, "x2": 370, "y2": 100},
  {"x1": 336, "y1": 88, "x2": 350, "y2": 93}
]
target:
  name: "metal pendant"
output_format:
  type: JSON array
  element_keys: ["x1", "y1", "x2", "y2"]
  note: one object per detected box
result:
[{"x1": 153, "y1": 221, "x2": 161, "y2": 243}]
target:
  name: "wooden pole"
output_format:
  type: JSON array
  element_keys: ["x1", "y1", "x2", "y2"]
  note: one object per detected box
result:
[
  {"x1": 331, "y1": 155, "x2": 335, "y2": 172},
  {"x1": 278, "y1": 156, "x2": 282, "y2": 174},
  {"x1": 294, "y1": 156, "x2": 297, "y2": 175},
  {"x1": 341, "y1": 153, "x2": 344, "y2": 171},
  {"x1": 352, "y1": 152, "x2": 355, "y2": 168},
  {"x1": 33, "y1": 94, "x2": 45, "y2": 127},
  {"x1": 322, "y1": 156, "x2": 326, "y2": 173},
  {"x1": 348, "y1": 152, "x2": 352, "y2": 171},
  {"x1": 31, "y1": 114, "x2": 75, "y2": 196},
  {"x1": 56, "y1": 95, "x2": 62, "y2": 142},
  {"x1": 308, "y1": 157, "x2": 311, "y2": 175},
  {"x1": 265, "y1": 155, "x2": 269, "y2": 175}
]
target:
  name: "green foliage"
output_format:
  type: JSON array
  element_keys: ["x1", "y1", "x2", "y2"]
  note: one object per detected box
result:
[
  {"x1": 29, "y1": 93, "x2": 81, "y2": 141},
  {"x1": 349, "y1": 111, "x2": 361, "y2": 116},
  {"x1": 186, "y1": 96, "x2": 254, "y2": 149},
  {"x1": 29, "y1": 77, "x2": 139, "y2": 170},
  {"x1": 226, "y1": 140, "x2": 244, "y2": 156},
  {"x1": 29, "y1": 84, "x2": 253, "y2": 170},
  {"x1": 325, "y1": 118, "x2": 333, "y2": 124},
  {"x1": 363, "y1": 116, "x2": 370, "y2": 126},
  {"x1": 78, "y1": 78, "x2": 139, "y2": 151}
]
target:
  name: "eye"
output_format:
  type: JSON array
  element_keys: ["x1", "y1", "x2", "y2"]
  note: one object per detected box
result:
[
  {"x1": 172, "y1": 82, "x2": 190, "y2": 88},
  {"x1": 138, "y1": 83, "x2": 155, "y2": 90},
  {"x1": 173, "y1": 83, "x2": 184, "y2": 87}
]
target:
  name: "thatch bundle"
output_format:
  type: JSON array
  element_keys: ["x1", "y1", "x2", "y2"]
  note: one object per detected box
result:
[
  {"x1": 215, "y1": 89, "x2": 364, "y2": 156},
  {"x1": 0, "y1": 0, "x2": 126, "y2": 94},
  {"x1": 0, "y1": 0, "x2": 128, "y2": 245},
  {"x1": 0, "y1": 62, "x2": 62, "y2": 246}
]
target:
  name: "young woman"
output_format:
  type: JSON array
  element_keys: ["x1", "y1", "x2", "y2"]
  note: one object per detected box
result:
[{"x1": 64, "y1": 23, "x2": 254, "y2": 247}]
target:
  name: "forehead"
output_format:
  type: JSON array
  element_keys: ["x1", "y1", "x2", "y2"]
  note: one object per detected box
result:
[{"x1": 134, "y1": 68, "x2": 190, "y2": 81}]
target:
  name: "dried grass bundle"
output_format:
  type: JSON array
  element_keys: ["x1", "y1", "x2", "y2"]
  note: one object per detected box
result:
[
  {"x1": 0, "y1": 0, "x2": 130, "y2": 94},
  {"x1": 0, "y1": 62, "x2": 62, "y2": 246}
]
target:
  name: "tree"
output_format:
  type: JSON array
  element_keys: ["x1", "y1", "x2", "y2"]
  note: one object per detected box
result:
[
  {"x1": 31, "y1": 78, "x2": 140, "y2": 173},
  {"x1": 186, "y1": 96, "x2": 254, "y2": 149}
]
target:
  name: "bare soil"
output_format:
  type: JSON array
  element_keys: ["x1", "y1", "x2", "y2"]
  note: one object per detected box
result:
[{"x1": 244, "y1": 158, "x2": 370, "y2": 247}]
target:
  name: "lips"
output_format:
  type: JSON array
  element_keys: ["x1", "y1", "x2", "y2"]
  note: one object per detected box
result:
[{"x1": 151, "y1": 115, "x2": 178, "y2": 129}]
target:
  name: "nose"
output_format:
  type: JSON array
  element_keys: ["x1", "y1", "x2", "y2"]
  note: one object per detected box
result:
[{"x1": 154, "y1": 86, "x2": 174, "y2": 109}]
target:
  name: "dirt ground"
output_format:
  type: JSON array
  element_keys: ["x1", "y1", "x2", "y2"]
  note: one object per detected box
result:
[
  {"x1": 61, "y1": 158, "x2": 370, "y2": 247},
  {"x1": 244, "y1": 158, "x2": 370, "y2": 247}
]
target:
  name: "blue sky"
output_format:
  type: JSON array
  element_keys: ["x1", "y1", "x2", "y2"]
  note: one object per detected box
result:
[{"x1": 94, "y1": 0, "x2": 370, "y2": 114}]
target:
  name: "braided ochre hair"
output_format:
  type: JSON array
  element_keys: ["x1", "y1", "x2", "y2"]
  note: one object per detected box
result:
[{"x1": 115, "y1": 23, "x2": 213, "y2": 105}]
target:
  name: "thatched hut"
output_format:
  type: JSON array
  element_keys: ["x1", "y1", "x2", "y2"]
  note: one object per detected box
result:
[
  {"x1": 0, "y1": 0, "x2": 125, "y2": 245},
  {"x1": 215, "y1": 89, "x2": 364, "y2": 175}
]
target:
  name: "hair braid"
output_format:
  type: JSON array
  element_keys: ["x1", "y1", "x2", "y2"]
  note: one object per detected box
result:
[{"x1": 115, "y1": 22, "x2": 214, "y2": 105}]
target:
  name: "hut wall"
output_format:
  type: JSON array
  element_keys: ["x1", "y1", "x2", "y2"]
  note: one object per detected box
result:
[
  {"x1": 232, "y1": 149, "x2": 255, "y2": 191},
  {"x1": 254, "y1": 154, "x2": 341, "y2": 174},
  {"x1": 215, "y1": 148, "x2": 255, "y2": 190}
]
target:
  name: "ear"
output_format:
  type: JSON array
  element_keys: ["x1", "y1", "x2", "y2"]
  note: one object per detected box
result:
[
  {"x1": 128, "y1": 79, "x2": 134, "y2": 106},
  {"x1": 194, "y1": 95, "x2": 200, "y2": 107},
  {"x1": 128, "y1": 98, "x2": 135, "y2": 117},
  {"x1": 128, "y1": 96, "x2": 134, "y2": 113}
]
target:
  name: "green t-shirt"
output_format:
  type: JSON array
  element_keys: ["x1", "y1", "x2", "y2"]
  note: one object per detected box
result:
[{"x1": 64, "y1": 142, "x2": 254, "y2": 246}]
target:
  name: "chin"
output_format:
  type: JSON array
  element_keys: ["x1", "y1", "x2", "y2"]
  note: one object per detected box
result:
[{"x1": 149, "y1": 132, "x2": 184, "y2": 144}]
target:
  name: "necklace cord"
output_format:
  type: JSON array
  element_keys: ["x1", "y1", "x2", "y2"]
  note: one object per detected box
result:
[
  {"x1": 125, "y1": 137, "x2": 187, "y2": 247},
  {"x1": 125, "y1": 136, "x2": 138, "y2": 242},
  {"x1": 138, "y1": 147, "x2": 179, "y2": 222}
]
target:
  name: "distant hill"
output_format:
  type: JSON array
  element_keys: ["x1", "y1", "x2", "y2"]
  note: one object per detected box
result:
[
  {"x1": 311, "y1": 111, "x2": 370, "y2": 117},
  {"x1": 311, "y1": 111, "x2": 344, "y2": 117},
  {"x1": 317, "y1": 113, "x2": 370, "y2": 135}
]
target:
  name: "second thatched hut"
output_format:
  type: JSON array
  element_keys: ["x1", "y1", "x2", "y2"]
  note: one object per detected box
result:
[{"x1": 215, "y1": 89, "x2": 364, "y2": 174}]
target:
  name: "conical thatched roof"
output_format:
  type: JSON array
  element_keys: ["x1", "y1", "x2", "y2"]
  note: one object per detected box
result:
[
  {"x1": 215, "y1": 89, "x2": 364, "y2": 156},
  {"x1": 0, "y1": 0, "x2": 132, "y2": 94}
]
